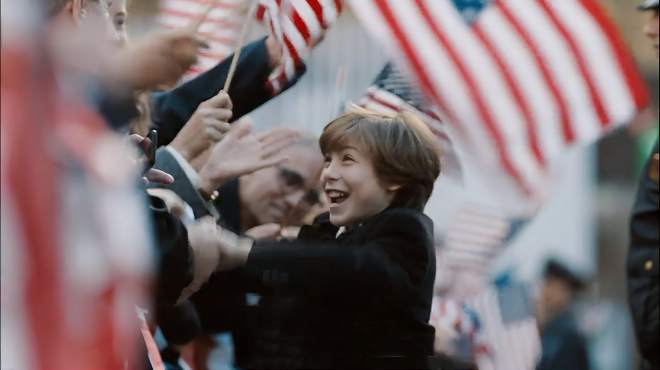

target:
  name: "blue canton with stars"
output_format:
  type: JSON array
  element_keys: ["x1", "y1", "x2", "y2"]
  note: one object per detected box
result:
[{"x1": 451, "y1": 0, "x2": 493, "y2": 24}]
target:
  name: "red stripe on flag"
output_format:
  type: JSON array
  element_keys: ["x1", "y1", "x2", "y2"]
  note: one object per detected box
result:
[
  {"x1": 334, "y1": 0, "x2": 342, "y2": 14},
  {"x1": 256, "y1": 3, "x2": 267, "y2": 20},
  {"x1": 372, "y1": 1, "x2": 461, "y2": 132},
  {"x1": 473, "y1": 24, "x2": 546, "y2": 168},
  {"x1": 578, "y1": 0, "x2": 649, "y2": 110},
  {"x1": 538, "y1": 0, "x2": 609, "y2": 128},
  {"x1": 308, "y1": 0, "x2": 326, "y2": 29},
  {"x1": 415, "y1": 0, "x2": 530, "y2": 194},
  {"x1": 497, "y1": 0, "x2": 576, "y2": 144},
  {"x1": 291, "y1": 8, "x2": 312, "y2": 44},
  {"x1": 283, "y1": 35, "x2": 303, "y2": 66}
]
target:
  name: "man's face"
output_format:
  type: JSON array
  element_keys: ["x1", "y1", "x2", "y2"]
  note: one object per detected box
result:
[
  {"x1": 644, "y1": 9, "x2": 659, "y2": 57},
  {"x1": 239, "y1": 145, "x2": 323, "y2": 228}
]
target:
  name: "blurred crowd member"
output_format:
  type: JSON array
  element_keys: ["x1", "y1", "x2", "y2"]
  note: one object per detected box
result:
[
  {"x1": 1, "y1": 1, "x2": 162, "y2": 368},
  {"x1": 536, "y1": 260, "x2": 591, "y2": 370},
  {"x1": 42, "y1": 3, "x2": 234, "y2": 369},
  {"x1": 628, "y1": 1, "x2": 659, "y2": 369},
  {"x1": 203, "y1": 110, "x2": 441, "y2": 369}
]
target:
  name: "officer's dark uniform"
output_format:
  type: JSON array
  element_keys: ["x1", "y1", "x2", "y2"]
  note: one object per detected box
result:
[
  {"x1": 628, "y1": 134, "x2": 659, "y2": 368},
  {"x1": 627, "y1": 2, "x2": 659, "y2": 366}
]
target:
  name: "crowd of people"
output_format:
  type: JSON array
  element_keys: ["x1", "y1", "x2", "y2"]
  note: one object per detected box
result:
[{"x1": 1, "y1": 0, "x2": 658, "y2": 369}]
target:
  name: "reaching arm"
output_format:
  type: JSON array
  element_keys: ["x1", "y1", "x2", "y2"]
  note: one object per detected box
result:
[
  {"x1": 151, "y1": 37, "x2": 304, "y2": 145},
  {"x1": 234, "y1": 209, "x2": 435, "y2": 300}
]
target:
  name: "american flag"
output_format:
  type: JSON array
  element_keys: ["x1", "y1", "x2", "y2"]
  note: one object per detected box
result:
[
  {"x1": 350, "y1": 0, "x2": 649, "y2": 202},
  {"x1": 435, "y1": 203, "x2": 528, "y2": 302},
  {"x1": 256, "y1": 0, "x2": 343, "y2": 93},
  {"x1": 466, "y1": 280, "x2": 541, "y2": 370},
  {"x1": 431, "y1": 282, "x2": 540, "y2": 370},
  {"x1": 360, "y1": 62, "x2": 462, "y2": 180},
  {"x1": 431, "y1": 202, "x2": 535, "y2": 369},
  {"x1": 442, "y1": 203, "x2": 525, "y2": 279},
  {"x1": 159, "y1": 0, "x2": 248, "y2": 76}
]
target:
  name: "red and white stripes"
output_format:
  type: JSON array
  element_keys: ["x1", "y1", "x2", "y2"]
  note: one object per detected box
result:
[
  {"x1": 467, "y1": 288, "x2": 541, "y2": 370},
  {"x1": 443, "y1": 204, "x2": 510, "y2": 275},
  {"x1": 159, "y1": 0, "x2": 246, "y2": 76},
  {"x1": 360, "y1": 86, "x2": 463, "y2": 179},
  {"x1": 256, "y1": 0, "x2": 342, "y2": 93},
  {"x1": 350, "y1": 0, "x2": 648, "y2": 201}
]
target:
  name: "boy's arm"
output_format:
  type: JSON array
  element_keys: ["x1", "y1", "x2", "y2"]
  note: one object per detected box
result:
[{"x1": 241, "y1": 209, "x2": 434, "y2": 300}]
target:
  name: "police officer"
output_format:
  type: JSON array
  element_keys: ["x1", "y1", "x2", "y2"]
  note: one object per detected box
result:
[{"x1": 628, "y1": 1, "x2": 659, "y2": 369}]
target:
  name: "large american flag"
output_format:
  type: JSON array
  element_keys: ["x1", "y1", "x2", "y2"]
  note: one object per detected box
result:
[
  {"x1": 350, "y1": 0, "x2": 649, "y2": 202},
  {"x1": 159, "y1": 0, "x2": 248, "y2": 76},
  {"x1": 256, "y1": 0, "x2": 343, "y2": 93}
]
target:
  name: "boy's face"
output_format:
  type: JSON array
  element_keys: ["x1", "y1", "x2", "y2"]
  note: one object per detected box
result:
[{"x1": 322, "y1": 144, "x2": 396, "y2": 227}]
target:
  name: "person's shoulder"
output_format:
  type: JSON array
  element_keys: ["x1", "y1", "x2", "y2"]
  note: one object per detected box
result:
[{"x1": 366, "y1": 207, "x2": 433, "y2": 237}]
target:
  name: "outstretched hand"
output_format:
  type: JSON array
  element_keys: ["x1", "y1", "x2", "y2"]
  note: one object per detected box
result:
[
  {"x1": 110, "y1": 29, "x2": 207, "y2": 91},
  {"x1": 197, "y1": 120, "x2": 299, "y2": 195},
  {"x1": 170, "y1": 91, "x2": 233, "y2": 161}
]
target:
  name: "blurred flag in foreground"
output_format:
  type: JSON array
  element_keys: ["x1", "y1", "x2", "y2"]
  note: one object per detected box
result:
[
  {"x1": 350, "y1": 0, "x2": 649, "y2": 207},
  {"x1": 2, "y1": 4, "x2": 153, "y2": 368}
]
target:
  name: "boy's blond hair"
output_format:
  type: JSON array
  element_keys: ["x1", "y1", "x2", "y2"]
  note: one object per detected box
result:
[{"x1": 319, "y1": 108, "x2": 441, "y2": 211}]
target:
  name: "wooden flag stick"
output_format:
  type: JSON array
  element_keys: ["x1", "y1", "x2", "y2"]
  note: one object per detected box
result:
[{"x1": 223, "y1": 0, "x2": 258, "y2": 93}]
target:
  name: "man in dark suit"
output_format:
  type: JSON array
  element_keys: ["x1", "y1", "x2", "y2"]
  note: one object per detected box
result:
[{"x1": 628, "y1": 1, "x2": 659, "y2": 369}]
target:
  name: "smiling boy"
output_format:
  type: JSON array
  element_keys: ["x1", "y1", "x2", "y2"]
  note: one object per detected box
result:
[{"x1": 211, "y1": 110, "x2": 442, "y2": 368}]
